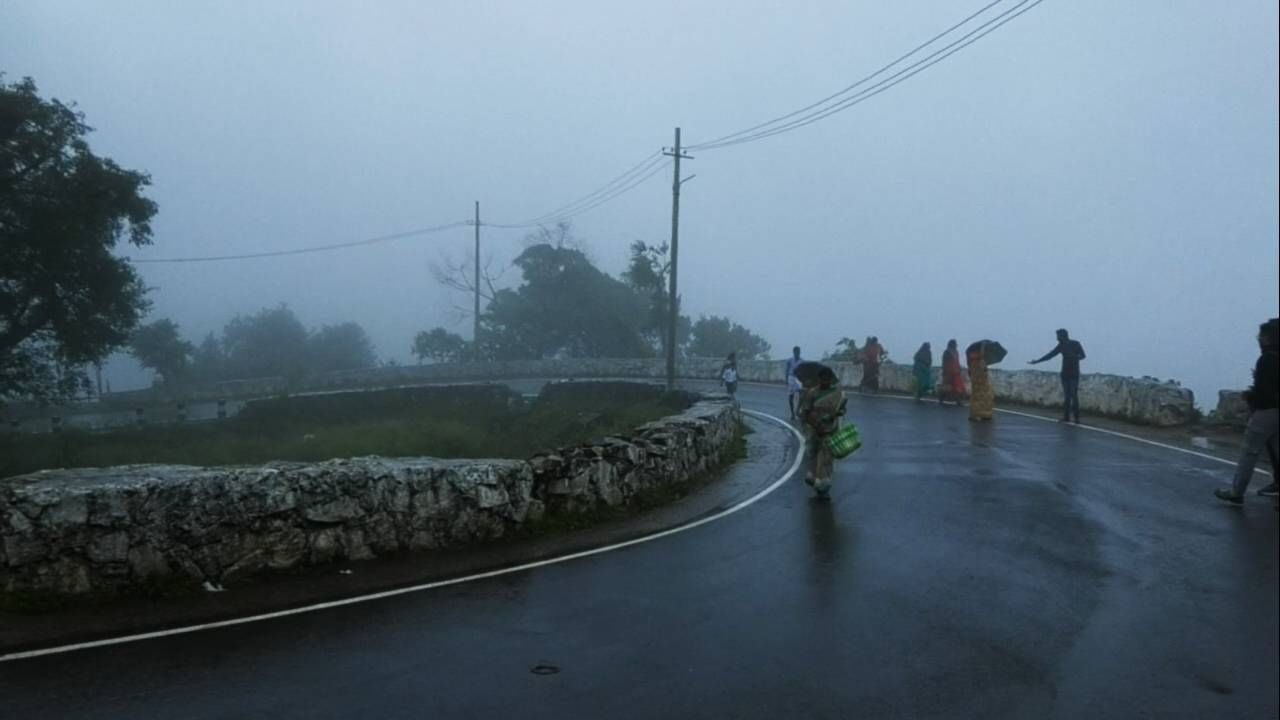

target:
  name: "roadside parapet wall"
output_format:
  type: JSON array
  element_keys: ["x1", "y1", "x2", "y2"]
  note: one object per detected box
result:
[
  {"x1": 0, "y1": 392, "x2": 738, "y2": 596},
  {"x1": 298, "y1": 358, "x2": 1196, "y2": 426},
  {"x1": 13, "y1": 357, "x2": 1196, "y2": 428}
]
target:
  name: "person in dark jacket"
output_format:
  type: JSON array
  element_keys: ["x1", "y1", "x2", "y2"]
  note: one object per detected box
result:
[
  {"x1": 1029, "y1": 328, "x2": 1087, "y2": 423},
  {"x1": 1214, "y1": 318, "x2": 1279, "y2": 505}
]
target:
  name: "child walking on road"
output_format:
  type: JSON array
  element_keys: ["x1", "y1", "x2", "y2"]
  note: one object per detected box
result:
[{"x1": 721, "y1": 353, "x2": 739, "y2": 402}]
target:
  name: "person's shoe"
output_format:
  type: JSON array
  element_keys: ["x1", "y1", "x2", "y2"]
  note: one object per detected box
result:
[
  {"x1": 1258, "y1": 482, "x2": 1278, "y2": 497},
  {"x1": 803, "y1": 475, "x2": 815, "y2": 487},
  {"x1": 1214, "y1": 488, "x2": 1243, "y2": 505}
]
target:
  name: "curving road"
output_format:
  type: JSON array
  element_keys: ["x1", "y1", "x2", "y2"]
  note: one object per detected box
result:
[{"x1": 1, "y1": 383, "x2": 1276, "y2": 719}]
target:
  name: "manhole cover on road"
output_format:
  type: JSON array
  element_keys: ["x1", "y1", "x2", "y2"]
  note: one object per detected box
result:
[{"x1": 530, "y1": 664, "x2": 560, "y2": 676}]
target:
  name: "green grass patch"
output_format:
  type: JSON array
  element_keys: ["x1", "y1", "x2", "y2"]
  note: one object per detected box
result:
[{"x1": 0, "y1": 383, "x2": 694, "y2": 478}]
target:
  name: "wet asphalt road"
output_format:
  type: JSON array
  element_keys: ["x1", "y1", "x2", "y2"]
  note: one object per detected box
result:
[{"x1": 1, "y1": 383, "x2": 1276, "y2": 719}]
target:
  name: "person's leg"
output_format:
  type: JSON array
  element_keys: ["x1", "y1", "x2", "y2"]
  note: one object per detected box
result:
[
  {"x1": 813, "y1": 444, "x2": 834, "y2": 494},
  {"x1": 1229, "y1": 409, "x2": 1279, "y2": 497},
  {"x1": 1066, "y1": 376, "x2": 1081, "y2": 422},
  {"x1": 1060, "y1": 376, "x2": 1072, "y2": 420},
  {"x1": 789, "y1": 392, "x2": 796, "y2": 419}
]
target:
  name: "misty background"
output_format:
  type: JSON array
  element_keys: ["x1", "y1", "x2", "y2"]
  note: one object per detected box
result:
[{"x1": 3, "y1": 0, "x2": 1276, "y2": 407}]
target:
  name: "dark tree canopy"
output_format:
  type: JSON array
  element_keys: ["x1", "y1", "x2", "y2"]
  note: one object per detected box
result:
[
  {"x1": 688, "y1": 315, "x2": 772, "y2": 360},
  {"x1": 825, "y1": 337, "x2": 863, "y2": 363},
  {"x1": 129, "y1": 318, "x2": 193, "y2": 385},
  {"x1": 306, "y1": 321, "x2": 377, "y2": 375},
  {"x1": 189, "y1": 332, "x2": 227, "y2": 385},
  {"x1": 623, "y1": 240, "x2": 690, "y2": 354},
  {"x1": 481, "y1": 243, "x2": 652, "y2": 360},
  {"x1": 1, "y1": 76, "x2": 157, "y2": 401},
  {"x1": 412, "y1": 327, "x2": 467, "y2": 364},
  {"x1": 221, "y1": 305, "x2": 310, "y2": 381}
]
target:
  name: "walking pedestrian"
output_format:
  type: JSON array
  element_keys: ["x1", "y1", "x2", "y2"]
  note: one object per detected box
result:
[
  {"x1": 786, "y1": 346, "x2": 804, "y2": 419},
  {"x1": 912, "y1": 342, "x2": 934, "y2": 401},
  {"x1": 1028, "y1": 328, "x2": 1087, "y2": 423},
  {"x1": 1214, "y1": 318, "x2": 1279, "y2": 506},
  {"x1": 939, "y1": 339, "x2": 967, "y2": 405},
  {"x1": 800, "y1": 366, "x2": 846, "y2": 496},
  {"x1": 967, "y1": 341, "x2": 995, "y2": 422},
  {"x1": 720, "y1": 352, "x2": 739, "y2": 402},
  {"x1": 859, "y1": 336, "x2": 885, "y2": 393}
]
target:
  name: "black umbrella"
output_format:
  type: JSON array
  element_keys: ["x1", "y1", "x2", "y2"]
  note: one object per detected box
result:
[
  {"x1": 966, "y1": 340, "x2": 1008, "y2": 365},
  {"x1": 792, "y1": 361, "x2": 829, "y2": 384}
]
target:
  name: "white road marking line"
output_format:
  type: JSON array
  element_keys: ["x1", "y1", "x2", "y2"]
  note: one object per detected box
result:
[
  {"x1": 995, "y1": 408, "x2": 1270, "y2": 476},
  {"x1": 0, "y1": 410, "x2": 805, "y2": 663}
]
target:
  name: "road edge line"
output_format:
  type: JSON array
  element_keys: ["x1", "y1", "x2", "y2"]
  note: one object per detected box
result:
[{"x1": 0, "y1": 410, "x2": 805, "y2": 663}]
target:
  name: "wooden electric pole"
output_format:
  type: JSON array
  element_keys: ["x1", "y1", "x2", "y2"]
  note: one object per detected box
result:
[
  {"x1": 663, "y1": 128, "x2": 694, "y2": 391},
  {"x1": 473, "y1": 200, "x2": 481, "y2": 361}
]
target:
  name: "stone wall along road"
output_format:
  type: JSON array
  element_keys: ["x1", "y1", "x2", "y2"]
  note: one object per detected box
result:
[
  {"x1": 0, "y1": 389, "x2": 739, "y2": 596},
  {"x1": 296, "y1": 357, "x2": 1196, "y2": 426}
]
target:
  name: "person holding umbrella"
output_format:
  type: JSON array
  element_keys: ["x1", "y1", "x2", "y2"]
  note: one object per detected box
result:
[
  {"x1": 798, "y1": 365, "x2": 847, "y2": 496},
  {"x1": 967, "y1": 339, "x2": 1007, "y2": 422}
]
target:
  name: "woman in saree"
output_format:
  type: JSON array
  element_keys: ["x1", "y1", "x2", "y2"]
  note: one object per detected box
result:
[
  {"x1": 859, "y1": 336, "x2": 884, "y2": 393},
  {"x1": 912, "y1": 342, "x2": 934, "y2": 401},
  {"x1": 967, "y1": 341, "x2": 995, "y2": 421},
  {"x1": 939, "y1": 339, "x2": 967, "y2": 405},
  {"x1": 800, "y1": 366, "x2": 846, "y2": 496}
]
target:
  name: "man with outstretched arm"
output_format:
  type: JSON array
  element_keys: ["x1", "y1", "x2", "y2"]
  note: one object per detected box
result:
[{"x1": 1029, "y1": 328, "x2": 1087, "y2": 423}]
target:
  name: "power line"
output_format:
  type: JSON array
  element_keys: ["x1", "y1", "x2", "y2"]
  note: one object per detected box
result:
[
  {"x1": 487, "y1": 151, "x2": 666, "y2": 229},
  {"x1": 487, "y1": 156, "x2": 672, "y2": 229},
  {"x1": 526, "y1": 157, "x2": 672, "y2": 224},
  {"x1": 130, "y1": 2, "x2": 1046, "y2": 264},
  {"x1": 131, "y1": 221, "x2": 469, "y2": 264},
  {"x1": 687, "y1": 0, "x2": 1043, "y2": 151}
]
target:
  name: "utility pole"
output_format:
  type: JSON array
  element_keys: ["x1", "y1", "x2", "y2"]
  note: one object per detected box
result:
[
  {"x1": 663, "y1": 128, "x2": 694, "y2": 391},
  {"x1": 473, "y1": 200, "x2": 481, "y2": 362}
]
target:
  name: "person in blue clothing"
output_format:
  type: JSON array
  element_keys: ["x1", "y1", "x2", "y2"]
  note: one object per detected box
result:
[{"x1": 1029, "y1": 328, "x2": 1087, "y2": 423}]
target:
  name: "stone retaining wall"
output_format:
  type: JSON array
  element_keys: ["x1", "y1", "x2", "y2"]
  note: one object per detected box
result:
[
  {"x1": 14, "y1": 356, "x2": 1196, "y2": 428},
  {"x1": 0, "y1": 392, "x2": 738, "y2": 596},
  {"x1": 1209, "y1": 390, "x2": 1249, "y2": 428},
  {"x1": 292, "y1": 357, "x2": 1195, "y2": 426}
]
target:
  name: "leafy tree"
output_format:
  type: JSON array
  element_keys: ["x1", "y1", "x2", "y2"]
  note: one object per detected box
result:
[
  {"x1": 687, "y1": 315, "x2": 771, "y2": 360},
  {"x1": 412, "y1": 327, "x2": 467, "y2": 364},
  {"x1": 623, "y1": 240, "x2": 690, "y2": 354},
  {"x1": 189, "y1": 332, "x2": 228, "y2": 384},
  {"x1": 0, "y1": 76, "x2": 157, "y2": 401},
  {"x1": 307, "y1": 321, "x2": 376, "y2": 374},
  {"x1": 825, "y1": 337, "x2": 862, "y2": 363},
  {"x1": 481, "y1": 242, "x2": 652, "y2": 360},
  {"x1": 129, "y1": 319, "x2": 194, "y2": 385},
  {"x1": 221, "y1": 304, "x2": 309, "y2": 380}
]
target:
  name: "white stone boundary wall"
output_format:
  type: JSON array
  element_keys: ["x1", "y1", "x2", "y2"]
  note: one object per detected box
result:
[
  {"x1": 0, "y1": 394, "x2": 738, "y2": 596},
  {"x1": 294, "y1": 357, "x2": 1195, "y2": 427}
]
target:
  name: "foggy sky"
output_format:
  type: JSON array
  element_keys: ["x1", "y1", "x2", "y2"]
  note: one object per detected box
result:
[{"x1": 3, "y1": 1, "x2": 1277, "y2": 407}]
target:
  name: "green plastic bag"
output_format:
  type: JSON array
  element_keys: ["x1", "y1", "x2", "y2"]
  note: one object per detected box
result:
[{"x1": 825, "y1": 424, "x2": 862, "y2": 459}]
